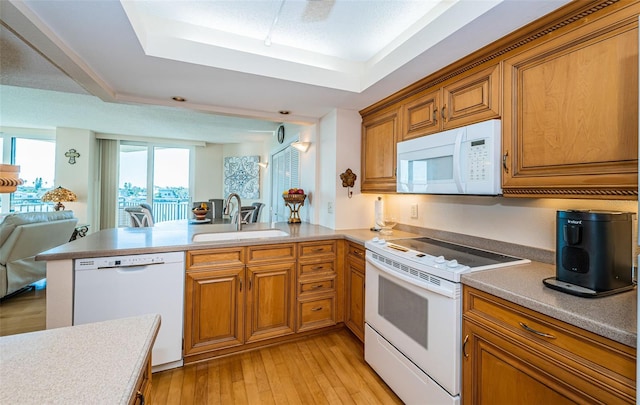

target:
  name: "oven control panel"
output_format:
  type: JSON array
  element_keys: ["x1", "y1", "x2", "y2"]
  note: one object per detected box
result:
[{"x1": 368, "y1": 237, "x2": 467, "y2": 272}]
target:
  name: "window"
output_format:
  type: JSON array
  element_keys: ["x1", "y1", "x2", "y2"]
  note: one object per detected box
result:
[
  {"x1": 0, "y1": 136, "x2": 56, "y2": 213},
  {"x1": 118, "y1": 143, "x2": 191, "y2": 226}
]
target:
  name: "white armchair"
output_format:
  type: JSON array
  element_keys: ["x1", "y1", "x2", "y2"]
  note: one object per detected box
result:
[{"x1": 0, "y1": 211, "x2": 78, "y2": 299}]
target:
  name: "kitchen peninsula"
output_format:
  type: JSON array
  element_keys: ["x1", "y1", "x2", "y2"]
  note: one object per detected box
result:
[{"x1": 36, "y1": 222, "x2": 635, "y2": 387}]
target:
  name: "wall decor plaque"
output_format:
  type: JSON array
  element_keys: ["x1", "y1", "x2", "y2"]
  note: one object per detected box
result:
[{"x1": 224, "y1": 155, "x2": 260, "y2": 199}]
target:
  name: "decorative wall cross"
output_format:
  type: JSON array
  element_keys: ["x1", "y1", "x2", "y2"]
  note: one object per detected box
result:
[{"x1": 65, "y1": 149, "x2": 80, "y2": 164}]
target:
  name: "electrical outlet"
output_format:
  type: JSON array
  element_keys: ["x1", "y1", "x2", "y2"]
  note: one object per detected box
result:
[
  {"x1": 327, "y1": 202, "x2": 334, "y2": 214},
  {"x1": 410, "y1": 204, "x2": 418, "y2": 219}
]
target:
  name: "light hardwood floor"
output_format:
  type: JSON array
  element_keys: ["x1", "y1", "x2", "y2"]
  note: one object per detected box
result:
[
  {"x1": 1, "y1": 282, "x2": 403, "y2": 404},
  {"x1": 151, "y1": 329, "x2": 402, "y2": 405},
  {"x1": 0, "y1": 279, "x2": 46, "y2": 336}
]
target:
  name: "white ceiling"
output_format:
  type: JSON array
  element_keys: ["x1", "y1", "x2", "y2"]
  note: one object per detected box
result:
[{"x1": 0, "y1": 0, "x2": 572, "y2": 144}]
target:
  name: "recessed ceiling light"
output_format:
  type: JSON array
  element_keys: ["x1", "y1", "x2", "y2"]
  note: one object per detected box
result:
[
  {"x1": 279, "y1": 110, "x2": 290, "y2": 115},
  {"x1": 172, "y1": 96, "x2": 186, "y2": 102}
]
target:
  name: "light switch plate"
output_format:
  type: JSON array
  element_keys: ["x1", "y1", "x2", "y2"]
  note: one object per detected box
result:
[
  {"x1": 328, "y1": 202, "x2": 334, "y2": 214},
  {"x1": 410, "y1": 204, "x2": 418, "y2": 219}
]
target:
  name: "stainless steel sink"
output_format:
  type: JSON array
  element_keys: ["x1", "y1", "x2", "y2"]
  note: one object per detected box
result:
[{"x1": 192, "y1": 229, "x2": 289, "y2": 242}]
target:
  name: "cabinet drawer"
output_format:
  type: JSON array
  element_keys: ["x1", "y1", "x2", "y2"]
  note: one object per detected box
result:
[
  {"x1": 297, "y1": 295, "x2": 336, "y2": 332},
  {"x1": 298, "y1": 277, "x2": 335, "y2": 296},
  {"x1": 187, "y1": 247, "x2": 244, "y2": 270},
  {"x1": 464, "y1": 287, "x2": 636, "y2": 384},
  {"x1": 299, "y1": 259, "x2": 335, "y2": 277},
  {"x1": 299, "y1": 240, "x2": 337, "y2": 258},
  {"x1": 246, "y1": 243, "x2": 296, "y2": 263},
  {"x1": 347, "y1": 242, "x2": 365, "y2": 263}
]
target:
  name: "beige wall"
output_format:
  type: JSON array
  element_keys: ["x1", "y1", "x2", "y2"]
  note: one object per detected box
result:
[
  {"x1": 54, "y1": 127, "x2": 98, "y2": 230},
  {"x1": 317, "y1": 108, "x2": 376, "y2": 230},
  {"x1": 193, "y1": 144, "x2": 223, "y2": 202},
  {"x1": 378, "y1": 194, "x2": 638, "y2": 252}
]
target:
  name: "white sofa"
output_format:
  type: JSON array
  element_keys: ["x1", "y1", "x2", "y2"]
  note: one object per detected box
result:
[{"x1": 0, "y1": 211, "x2": 78, "y2": 299}]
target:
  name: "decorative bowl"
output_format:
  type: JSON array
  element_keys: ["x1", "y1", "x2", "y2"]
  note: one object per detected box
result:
[
  {"x1": 282, "y1": 193, "x2": 307, "y2": 204},
  {"x1": 192, "y1": 208, "x2": 208, "y2": 220}
]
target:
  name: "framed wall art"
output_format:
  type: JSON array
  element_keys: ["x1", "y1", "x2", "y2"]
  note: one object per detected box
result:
[{"x1": 223, "y1": 155, "x2": 260, "y2": 199}]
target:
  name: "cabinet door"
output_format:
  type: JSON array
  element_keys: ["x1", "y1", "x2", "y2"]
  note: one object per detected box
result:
[
  {"x1": 345, "y1": 257, "x2": 365, "y2": 342},
  {"x1": 361, "y1": 107, "x2": 400, "y2": 192},
  {"x1": 442, "y1": 64, "x2": 501, "y2": 129},
  {"x1": 462, "y1": 320, "x2": 582, "y2": 405},
  {"x1": 245, "y1": 262, "x2": 295, "y2": 343},
  {"x1": 401, "y1": 89, "x2": 440, "y2": 140},
  {"x1": 502, "y1": 12, "x2": 638, "y2": 198},
  {"x1": 184, "y1": 267, "x2": 244, "y2": 356}
]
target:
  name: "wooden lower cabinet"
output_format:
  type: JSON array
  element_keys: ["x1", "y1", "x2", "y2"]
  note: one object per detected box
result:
[
  {"x1": 296, "y1": 240, "x2": 342, "y2": 332},
  {"x1": 184, "y1": 266, "x2": 244, "y2": 356},
  {"x1": 245, "y1": 262, "x2": 295, "y2": 343},
  {"x1": 297, "y1": 294, "x2": 336, "y2": 332},
  {"x1": 462, "y1": 286, "x2": 636, "y2": 404},
  {"x1": 129, "y1": 351, "x2": 152, "y2": 405},
  {"x1": 184, "y1": 245, "x2": 295, "y2": 360},
  {"x1": 345, "y1": 242, "x2": 365, "y2": 342}
]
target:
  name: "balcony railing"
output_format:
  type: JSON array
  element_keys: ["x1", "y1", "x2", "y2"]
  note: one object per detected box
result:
[
  {"x1": 8, "y1": 197, "x2": 192, "y2": 227},
  {"x1": 118, "y1": 200, "x2": 192, "y2": 227}
]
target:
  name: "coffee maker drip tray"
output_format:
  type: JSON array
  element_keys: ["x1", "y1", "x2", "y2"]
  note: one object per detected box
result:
[{"x1": 543, "y1": 277, "x2": 636, "y2": 298}]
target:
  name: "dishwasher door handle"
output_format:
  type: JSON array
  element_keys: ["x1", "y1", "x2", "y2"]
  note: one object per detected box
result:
[{"x1": 98, "y1": 262, "x2": 165, "y2": 270}]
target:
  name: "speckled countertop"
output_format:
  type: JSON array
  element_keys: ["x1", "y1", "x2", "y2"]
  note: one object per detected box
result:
[
  {"x1": 35, "y1": 221, "x2": 418, "y2": 261},
  {"x1": 462, "y1": 263, "x2": 637, "y2": 348},
  {"x1": 0, "y1": 314, "x2": 160, "y2": 404}
]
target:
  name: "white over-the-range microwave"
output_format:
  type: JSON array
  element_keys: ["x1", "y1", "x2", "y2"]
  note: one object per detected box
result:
[{"x1": 397, "y1": 119, "x2": 501, "y2": 195}]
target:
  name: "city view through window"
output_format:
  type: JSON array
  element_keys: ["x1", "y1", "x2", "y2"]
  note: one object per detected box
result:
[
  {"x1": 9, "y1": 138, "x2": 56, "y2": 213},
  {"x1": 118, "y1": 144, "x2": 191, "y2": 226},
  {"x1": 8, "y1": 139, "x2": 192, "y2": 227}
]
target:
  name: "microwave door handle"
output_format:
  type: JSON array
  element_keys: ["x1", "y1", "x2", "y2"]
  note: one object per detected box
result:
[{"x1": 453, "y1": 130, "x2": 464, "y2": 192}]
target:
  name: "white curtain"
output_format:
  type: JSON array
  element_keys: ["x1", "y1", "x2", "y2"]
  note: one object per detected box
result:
[{"x1": 98, "y1": 139, "x2": 119, "y2": 229}]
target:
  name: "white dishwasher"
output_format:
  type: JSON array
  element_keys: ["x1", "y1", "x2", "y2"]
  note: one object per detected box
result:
[{"x1": 73, "y1": 251, "x2": 184, "y2": 372}]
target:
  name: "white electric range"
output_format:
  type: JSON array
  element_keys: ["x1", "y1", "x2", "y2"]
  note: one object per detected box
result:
[{"x1": 364, "y1": 236, "x2": 529, "y2": 404}]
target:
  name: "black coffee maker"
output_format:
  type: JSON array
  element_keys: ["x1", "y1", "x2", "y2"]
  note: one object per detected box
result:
[{"x1": 543, "y1": 210, "x2": 635, "y2": 297}]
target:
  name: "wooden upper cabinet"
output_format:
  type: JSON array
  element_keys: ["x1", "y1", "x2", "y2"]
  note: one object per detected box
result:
[
  {"x1": 502, "y1": 5, "x2": 639, "y2": 198},
  {"x1": 361, "y1": 107, "x2": 400, "y2": 192},
  {"x1": 402, "y1": 89, "x2": 440, "y2": 140},
  {"x1": 401, "y1": 64, "x2": 501, "y2": 141},
  {"x1": 442, "y1": 64, "x2": 500, "y2": 129}
]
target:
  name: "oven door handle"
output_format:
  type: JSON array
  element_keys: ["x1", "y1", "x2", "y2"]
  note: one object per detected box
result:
[{"x1": 366, "y1": 256, "x2": 457, "y2": 299}]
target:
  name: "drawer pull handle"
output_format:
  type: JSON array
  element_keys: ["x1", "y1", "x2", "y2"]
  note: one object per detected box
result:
[
  {"x1": 519, "y1": 322, "x2": 556, "y2": 339},
  {"x1": 312, "y1": 248, "x2": 324, "y2": 252},
  {"x1": 239, "y1": 279, "x2": 242, "y2": 292},
  {"x1": 353, "y1": 250, "x2": 364, "y2": 257},
  {"x1": 312, "y1": 266, "x2": 326, "y2": 271},
  {"x1": 136, "y1": 391, "x2": 145, "y2": 405},
  {"x1": 311, "y1": 306, "x2": 323, "y2": 311},
  {"x1": 311, "y1": 284, "x2": 324, "y2": 289},
  {"x1": 462, "y1": 334, "x2": 469, "y2": 358}
]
